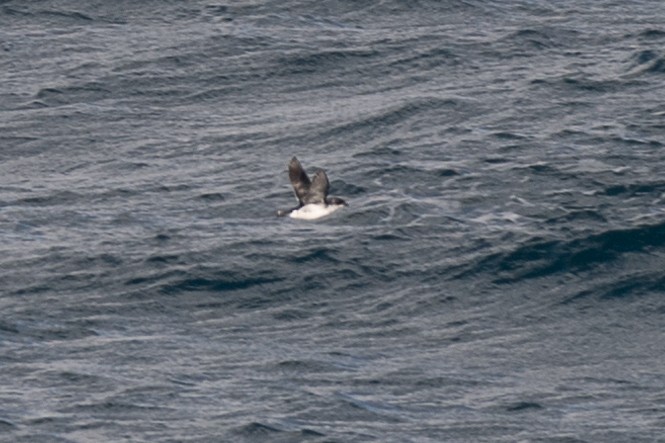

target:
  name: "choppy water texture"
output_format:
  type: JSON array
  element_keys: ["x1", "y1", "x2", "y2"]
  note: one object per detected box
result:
[{"x1": 2, "y1": 1, "x2": 665, "y2": 442}]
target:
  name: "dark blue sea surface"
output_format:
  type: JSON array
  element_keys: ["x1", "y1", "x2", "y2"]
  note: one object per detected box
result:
[{"x1": 2, "y1": 1, "x2": 665, "y2": 442}]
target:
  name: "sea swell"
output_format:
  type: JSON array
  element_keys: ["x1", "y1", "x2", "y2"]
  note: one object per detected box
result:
[{"x1": 2, "y1": 1, "x2": 665, "y2": 442}]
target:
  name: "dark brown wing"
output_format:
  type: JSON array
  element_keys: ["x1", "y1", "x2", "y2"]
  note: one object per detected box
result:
[
  {"x1": 304, "y1": 170, "x2": 329, "y2": 204},
  {"x1": 288, "y1": 156, "x2": 310, "y2": 205}
]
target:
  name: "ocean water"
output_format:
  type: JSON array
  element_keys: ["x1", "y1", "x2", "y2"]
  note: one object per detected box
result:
[{"x1": 2, "y1": 1, "x2": 665, "y2": 442}]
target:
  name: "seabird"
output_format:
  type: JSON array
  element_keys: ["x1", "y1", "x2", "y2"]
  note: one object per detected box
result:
[{"x1": 276, "y1": 156, "x2": 348, "y2": 220}]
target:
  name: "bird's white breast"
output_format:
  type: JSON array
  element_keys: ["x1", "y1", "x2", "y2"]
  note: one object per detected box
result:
[{"x1": 289, "y1": 203, "x2": 343, "y2": 220}]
